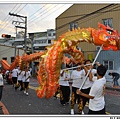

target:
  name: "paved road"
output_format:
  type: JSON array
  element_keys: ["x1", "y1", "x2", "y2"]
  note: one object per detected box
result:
[{"x1": 0, "y1": 78, "x2": 120, "y2": 115}]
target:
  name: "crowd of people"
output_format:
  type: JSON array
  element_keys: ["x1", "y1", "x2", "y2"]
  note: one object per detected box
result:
[
  {"x1": 0, "y1": 59, "x2": 120, "y2": 115},
  {"x1": 1, "y1": 66, "x2": 31, "y2": 96},
  {"x1": 55, "y1": 59, "x2": 109, "y2": 115}
]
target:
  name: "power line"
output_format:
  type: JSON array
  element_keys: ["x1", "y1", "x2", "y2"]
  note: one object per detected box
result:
[
  {"x1": 0, "y1": 4, "x2": 28, "y2": 34},
  {"x1": 28, "y1": 4, "x2": 57, "y2": 23},
  {"x1": 56, "y1": 4, "x2": 120, "y2": 36},
  {"x1": 57, "y1": 4, "x2": 120, "y2": 20},
  {"x1": 28, "y1": 4, "x2": 65, "y2": 28},
  {"x1": 28, "y1": 4, "x2": 46, "y2": 19},
  {"x1": 0, "y1": 4, "x2": 22, "y2": 28},
  {"x1": 56, "y1": 4, "x2": 117, "y2": 31}
]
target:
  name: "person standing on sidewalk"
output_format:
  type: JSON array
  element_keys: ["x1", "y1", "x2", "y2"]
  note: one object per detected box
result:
[
  {"x1": 0, "y1": 70, "x2": 4, "y2": 109},
  {"x1": 108, "y1": 72, "x2": 120, "y2": 88},
  {"x1": 76, "y1": 65, "x2": 107, "y2": 114},
  {"x1": 59, "y1": 65, "x2": 71, "y2": 106}
]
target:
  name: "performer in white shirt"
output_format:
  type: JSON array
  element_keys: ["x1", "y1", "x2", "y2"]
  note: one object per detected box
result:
[
  {"x1": 70, "y1": 63, "x2": 88, "y2": 115},
  {"x1": 12, "y1": 67, "x2": 18, "y2": 89},
  {"x1": 59, "y1": 65, "x2": 71, "y2": 106},
  {"x1": 76, "y1": 64, "x2": 107, "y2": 114},
  {"x1": 22, "y1": 67, "x2": 31, "y2": 96}
]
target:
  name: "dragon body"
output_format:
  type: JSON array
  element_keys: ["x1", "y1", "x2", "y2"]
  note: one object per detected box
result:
[
  {"x1": 36, "y1": 23, "x2": 120, "y2": 99},
  {"x1": 1, "y1": 23, "x2": 120, "y2": 99}
]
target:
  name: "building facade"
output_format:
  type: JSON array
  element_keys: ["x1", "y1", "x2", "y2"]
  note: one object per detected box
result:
[
  {"x1": 56, "y1": 4, "x2": 120, "y2": 73},
  {"x1": 56, "y1": 4, "x2": 120, "y2": 81},
  {"x1": 0, "y1": 29, "x2": 55, "y2": 73},
  {"x1": 28, "y1": 29, "x2": 56, "y2": 52}
]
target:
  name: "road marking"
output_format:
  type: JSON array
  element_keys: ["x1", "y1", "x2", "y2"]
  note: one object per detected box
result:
[
  {"x1": 29, "y1": 85, "x2": 37, "y2": 90},
  {"x1": 0, "y1": 101, "x2": 9, "y2": 115}
]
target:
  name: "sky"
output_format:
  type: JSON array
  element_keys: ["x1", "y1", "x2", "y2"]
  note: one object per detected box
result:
[
  {"x1": 0, "y1": 2, "x2": 73, "y2": 38},
  {"x1": 0, "y1": 0, "x2": 119, "y2": 38}
]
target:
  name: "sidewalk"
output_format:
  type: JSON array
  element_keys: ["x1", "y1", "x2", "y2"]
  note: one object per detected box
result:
[{"x1": 106, "y1": 81, "x2": 120, "y2": 92}]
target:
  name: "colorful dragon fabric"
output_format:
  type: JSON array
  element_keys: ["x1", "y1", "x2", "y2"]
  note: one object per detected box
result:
[{"x1": 1, "y1": 23, "x2": 120, "y2": 99}]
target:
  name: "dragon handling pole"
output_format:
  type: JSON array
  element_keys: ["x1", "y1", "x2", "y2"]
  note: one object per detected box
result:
[{"x1": 79, "y1": 44, "x2": 103, "y2": 90}]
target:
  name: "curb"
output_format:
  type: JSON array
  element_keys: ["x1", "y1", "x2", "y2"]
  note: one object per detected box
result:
[
  {"x1": 0, "y1": 101, "x2": 9, "y2": 115},
  {"x1": 106, "y1": 86, "x2": 120, "y2": 92}
]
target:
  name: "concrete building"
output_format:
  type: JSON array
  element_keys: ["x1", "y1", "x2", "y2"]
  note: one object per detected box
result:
[
  {"x1": 56, "y1": 4, "x2": 120, "y2": 81},
  {"x1": 28, "y1": 29, "x2": 56, "y2": 52},
  {"x1": 0, "y1": 29, "x2": 55, "y2": 73}
]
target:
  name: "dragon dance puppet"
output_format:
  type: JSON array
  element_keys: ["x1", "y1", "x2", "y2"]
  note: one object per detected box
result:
[{"x1": 1, "y1": 23, "x2": 120, "y2": 99}]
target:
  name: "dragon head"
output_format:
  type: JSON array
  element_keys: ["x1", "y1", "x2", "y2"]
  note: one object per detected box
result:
[{"x1": 92, "y1": 23, "x2": 120, "y2": 51}]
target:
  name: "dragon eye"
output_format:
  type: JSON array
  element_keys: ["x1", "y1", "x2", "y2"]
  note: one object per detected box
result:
[{"x1": 107, "y1": 30, "x2": 113, "y2": 35}]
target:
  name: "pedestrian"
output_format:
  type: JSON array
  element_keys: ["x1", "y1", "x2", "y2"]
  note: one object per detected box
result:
[
  {"x1": 78, "y1": 60, "x2": 97, "y2": 114},
  {"x1": 0, "y1": 70, "x2": 4, "y2": 109},
  {"x1": 8, "y1": 71, "x2": 12, "y2": 84},
  {"x1": 17, "y1": 67, "x2": 24, "y2": 91},
  {"x1": 70, "y1": 63, "x2": 88, "y2": 115},
  {"x1": 11, "y1": 67, "x2": 18, "y2": 89},
  {"x1": 23, "y1": 67, "x2": 31, "y2": 96},
  {"x1": 5, "y1": 70, "x2": 9, "y2": 84},
  {"x1": 2, "y1": 69, "x2": 6, "y2": 79},
  {"x1": 76, "y1": 64, "x2": 107, "y2": 114},
  {"x1": 108, "y1": 72, "x2": 120, "y2": 88},
  {"x1": 59, "y1": 65, "x2": 71, "y2": 106}
]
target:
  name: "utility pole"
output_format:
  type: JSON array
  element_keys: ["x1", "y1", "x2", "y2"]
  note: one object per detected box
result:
[
  {"x1": 9, "y1": 12, "x2": 27, "y2": 53},
  {"x1": 29, "y1": 33, "x2": 34, "y2": 76}
]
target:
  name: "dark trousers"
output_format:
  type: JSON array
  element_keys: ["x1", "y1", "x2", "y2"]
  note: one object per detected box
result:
[
  {"x1": 71, "y1": 87, "x2": 83, "y2": 113},
  {"x1": 60, "y1": 85, "x2": 70, "y2": 104},
  {"x1": 0, "y1": 86, "x2": 3, "y2": 101},
  {"x1": 88, "y1": 107, "x2": 106, "y2": 114},
  {"x1": 71, "y1": 87, "x2": 90, "y2": 113},
  {"x1": 18, "y1": 80, "x2": 24, "y2": 90},
  {"x1": 113, "y1": 76, "x2": 119, "y2": 86},
  {"x1": 80, "y1": 87, "x2": 91, "y2": 108}
]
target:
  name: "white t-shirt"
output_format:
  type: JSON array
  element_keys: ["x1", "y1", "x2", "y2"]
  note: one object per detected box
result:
[
  {"x1": 17, "y1": 70, "x2": 23, "y2": 81},
  {"x1": 23, "y1": 71, "x2": 31, "y2": 82},
  {"x1": 12, "y1": 68, "x2": 18, "y2": 77},
  {"x1": 21, "y1": 71, "x2": 26, "y2": 82},
  {"x1": 71, "y1": 70, "x2": 83, "y2": 88},
  {"x1": 89, "y1": 77, "x2": 106, "y2": 111},
  {"x1": 59, "y1": 70, "x2": 70, "y2": 86},
  {"x1": 0, "y1": 74, "x2": 3, "y2": 86},
  {"x1": 81, "y1": 69, "x2": 97, "y2": 89}
]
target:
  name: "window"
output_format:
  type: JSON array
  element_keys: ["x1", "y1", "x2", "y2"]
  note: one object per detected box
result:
[
  {"x1": 11, "y1": 57, "x2": 15, "y2": 63},
  {"x1": 48, "y1": 33, "x2": 51, "y2": 36},
  {"x1": 102, "y1": 18, "x2": 113, "y2": 28},
  {"x1": 103, "y1": 60, "x2": 114, "y2": 70},
  {"x1": 69, "y1": 22, "x2": 78, "y2": 31},
  {"x1": 2, "y1": 57, "x2": 7, "y2": 60},
  {"x1": 53, "y1": 33, "x2": 56, "y2": 36},
  {"x1": 48, "y1": 40, "x2": 51, "y2": 44}
]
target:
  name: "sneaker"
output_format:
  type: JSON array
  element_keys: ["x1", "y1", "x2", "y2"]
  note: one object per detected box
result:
[
  {"x1": 24, "y1": 91, "x2": 26, "y2": 94},
  {"x1": 71, "y1": 109, "x2": 74, "y2": 115},
  {"x1": 61, "y1": 103, "x2": 66, "y2": 106},
  {"x1": 82, "y1": 111, "x2": 84, "y2": 115},
  {"x1": 26, "y1": 92, "x2": 29, "y2": 96},
  {"x1": 66, "y1": 102, "x2": 69, "y2": 104}
]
